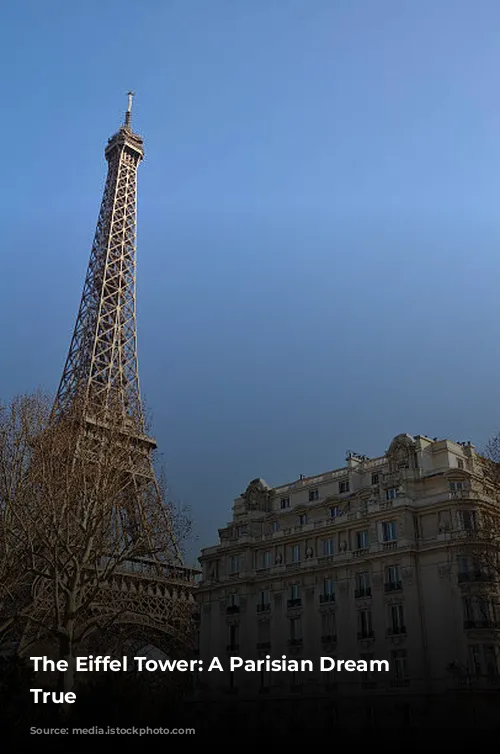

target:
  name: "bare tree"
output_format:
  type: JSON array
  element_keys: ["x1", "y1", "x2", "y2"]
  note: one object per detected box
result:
[
  {"x1": 474, "y1": 434, "x2": 500, "y2": 578},
  {"x1": 0, "y1": 392, "x2": 51, "y2": 643},
  {"x1": 445, "y1": 433, "x2": 500, "y2": 651},
  {"x1": 0, "y1": 392, "x2": 196, "y2": 694}
]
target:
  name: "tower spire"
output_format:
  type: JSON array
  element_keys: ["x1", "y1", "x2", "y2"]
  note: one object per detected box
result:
[{"x1": 125, "y1": 90, "x2": 134, "y2": 127}]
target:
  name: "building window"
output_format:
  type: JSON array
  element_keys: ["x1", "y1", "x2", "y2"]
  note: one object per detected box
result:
[
  {"x1": 258, "y1": 589, "x2": 270, "y2": 612},
  {"x1": 449, "y1": 481, "x2": 464, "y2": 491},
  {"x1": 322, "y1": 578, "x2": 335, "y2": 601},
  {"x1": 371, "y1": 473, "x2": 379, "y2": 486},
  {"x1": 291, "y1": 544, "x2": 301, "y2": 563},
  {"x1": 228, "y1": 592, "x2": 239, "y2": 607},
  {"x1": 229, "y1": 555, "x2": 241, "y2": 574},
  {"x1": 457, "y1": 555, "x2": 483, "y2": 580},
  {"x1": 463, "y1": 596, "x2": 496, "y2": 627},
  {"x1": 206, "y1": 560, "x2": 218, "y2": 580},
  {"x1": 457, "y1": 459, "x2": 464, "y2": 469},
  {"x1": 323, "y1": 538, "x2": 334, "y2": 556},
  {"x1": 478, "y1": 597, "x2": 495, "y2": 623},
  {"x1": 324, "y1": 578, "x2": 335, "y2": 595},
  {"x1": 321, "y1": 611, "x2": 336, "y2": 640},
  {"x1": 272, "y1": 520, "x2": 280, "y2": 533},
  {"x1": 458, "y1": 510, "x2": 477, "y2": 531},
  {"x1": 382, "y1": 521, "x2": 397, "y2": 542},
  {"x1": 280, "y1": 497, "x2": 291, "y2": 509},
  {"x1": 355, "y1": 571, "x2": 371, "y2": 598},
  {"x1": 358, "y1": 609, "x2": 373, "y2": 639},
  {"x1": 261, "y1": 550, "x2": 272, "y2": 569},
  {"x1": 385, "y1": 564, "x2": 402, "y2": 591},
  {"x1": 330, "y1": 506, "x2": 339, "y2": 519},
  {"x1": 385, "y1": 488, "x2": 398, "y2": 501},
  {"x1": 309, "y1": 489, "x2": 319, "y2": 502},
  {"x1": 356, "y1": 530, "x2": 369, "y2": 549},
  {"x1": 290, "y1": 583, "x2": 301, "y2": 601},
  {"x1": 298, "y1": 513, "x2": 308, "y2": 525},
  {"x1": 457, "y1": 555, "x2": 469, "y2": 575},
  {"x1": 339, "y1": 479, "x2": 350, "y2": 494},
  {"x1": 288, "y1": 583, "x2": 302, "y2": 609},
  {"x1": 389, "y1": 603, "x2": 405, "y2": 634},
  {"x1": 392, "y1": 649, "x2": 408, "y2": 680}
]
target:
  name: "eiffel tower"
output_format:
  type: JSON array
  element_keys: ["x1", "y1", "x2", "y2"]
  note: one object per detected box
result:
[
  {"x1": 54, "y1": 95, "x2": 149, "y2": 436},
  {"x1": 45, "y1": 94, "x2": 198, "y2": 651}
]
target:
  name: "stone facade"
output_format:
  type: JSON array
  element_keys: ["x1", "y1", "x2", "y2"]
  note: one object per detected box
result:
[{"x1": 195, "y1": 434, "x2": 500, "y2": 729}]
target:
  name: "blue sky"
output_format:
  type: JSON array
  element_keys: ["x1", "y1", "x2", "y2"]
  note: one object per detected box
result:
[{"x1": 2, "y1": 1, "x2": 500, "y2": 563}]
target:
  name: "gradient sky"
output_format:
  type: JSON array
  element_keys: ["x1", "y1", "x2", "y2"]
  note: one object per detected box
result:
[{"x1": 2, "y1": 1, "x2": 500, "y2": 564}]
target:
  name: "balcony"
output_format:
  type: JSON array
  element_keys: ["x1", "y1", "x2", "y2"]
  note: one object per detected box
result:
[
  {"x1": 382, "y1": 541, "x2": 398, "y2": 551},
  {"x1": 353, "y1": 548, "x2": 369, "y2": 558},
  {"x1": 321, "y1": 634, "x2": 337, "y2": 644},
  {"x1": 226, "y1": 605, "x2": 240, "y2": 614},
  {"x1": 287, "y1": 598, "x2": 302, "y2": 609},
  {"x1": 384, "y1": 581, "x2": 402, "y2": 593},
  {"x1": 448, "y1": 490, "x2": 472, "y2": 500},
  {"x1": 257, "y1": 602, "x2": 271, "y2": 613},
  {"x1": 288, "y1": 638, "x2": 303, "y2": 647},
  {"x1": 357, "y1": 631, "x2": 375, "y2": 640},
  {"x1": 226, "y1": 644, "x2": 239, "y2": 652},
  {"x1": 355, "y1": 587, "x2": 371, "y2": 598},
  {"x1": 256, "y1": 641, "x2": 271, "y2": 650},
  {"x1": 319, "y1": 594, "x2": 335, "y2": 604},
  {"x1": 451, "y1": 528, "x2": 486, "y2": 543},
  {"x1": 387, "y1": 626, "x2": 407, "y2": 636},
  {"x1": 458, "y1": 572, "x2": 493, "y2": 584},
  {"x1": 464, "y1": 620, "x2": 500, "y2": 630}
]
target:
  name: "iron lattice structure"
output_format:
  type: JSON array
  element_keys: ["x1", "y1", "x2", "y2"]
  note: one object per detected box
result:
[
  {"x1": 41, "y1": 95, "x2": 198, "y2": 650},
  {"x1": 54, "y1": 94, "x2": 147, "y2": 435}
]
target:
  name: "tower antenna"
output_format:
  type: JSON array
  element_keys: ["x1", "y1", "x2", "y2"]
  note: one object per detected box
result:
[{"x1": 125, "y1": 91, "x2": 134, "y2": 126}]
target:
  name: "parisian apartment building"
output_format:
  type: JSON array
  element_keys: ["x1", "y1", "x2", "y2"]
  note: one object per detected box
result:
[{"x1": 195, "y1": 433, "x2": 500, "y2": 727}]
